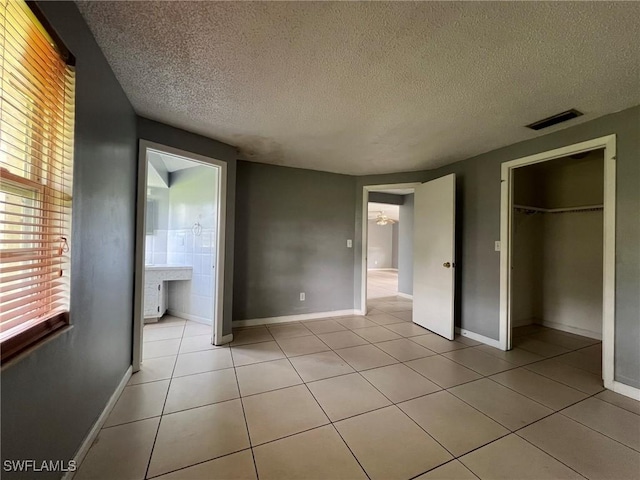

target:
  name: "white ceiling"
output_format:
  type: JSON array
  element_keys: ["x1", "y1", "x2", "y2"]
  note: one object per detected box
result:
[
  {"x1": 368, "y1": 203, "x2": 399, "y2": 222},
  {"x1": 77, "y1": 2, "x2": 640, "y2": 175},
  {"x1": 147, "y1": 151, "x2": 198, "y2": 188}
]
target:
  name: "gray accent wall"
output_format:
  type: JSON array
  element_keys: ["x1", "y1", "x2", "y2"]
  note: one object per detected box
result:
[
  {"x1": 234, "y1": 161, "x2": 356, "y2": 320},
  {"x1": 1, "y1": 2, "x2": 138, "y2": 478},
  {"x1": 369, "y1": 192, "x2": 405, "y2": 205},
  {"x1": 367, "y1": 220, "x2": 394, "y2": 269},
  {"x1": 398, "y1": 193, "x2": 414, "y2": 295},
  {"x1": 391, "y1": 223, "x2": 399, "y2": 269},
  {"x1": 354, "y1": 106, "x2": 640, "y2": 388},
  {"x1": 137, "y1": 118, "x2": 238, "y2": 336}
]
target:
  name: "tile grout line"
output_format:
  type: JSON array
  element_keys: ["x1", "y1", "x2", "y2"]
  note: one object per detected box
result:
[
  {"x1": 142, "y1": 323, "x2": 185, "y2": 480},
  {"x1": 229, "y1": 346, "x2": 261, "y2": 480},
  {"x1": 289, "y1": 353, "x2": 372, "y2": 480},
  {"x1": 407, "y1": 458, "x2": 481, "y2": 480},
  {"x1": 144, "y1": 447, "x2": 251, "y2": 480},
  {"x1": 512, "y1": 433, "x2": 590, "y2": 479},
  {"x1": 554, "y1": 398, "x2": 640, "y2": 454}
]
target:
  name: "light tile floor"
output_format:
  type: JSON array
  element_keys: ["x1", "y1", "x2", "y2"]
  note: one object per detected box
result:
[
  {"x1": 367, "y1": 269, "x2": 399, "y2": 299},
  {"x1": 75, "y1": 307, "x2": 640, "y2": 479}
]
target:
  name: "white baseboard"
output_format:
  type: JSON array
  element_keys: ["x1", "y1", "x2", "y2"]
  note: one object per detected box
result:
[
  {"x1": 456, "y1": 327, "x2": 501, "y2": 349},
  {"x1": 610, "y1": 381, "x2": 640, "y2": 401},
  {"x1": 397, "y1": 292, "x2": 413, "y2": 300},
  {"x1": 63, "y1": 366, "x2": 132, "y2": 480},
  {"x1": 167, "y1": 309, "x2": 212, "y2": 325},
  {"x1": 512, "y1": 316, "x2": 540, "y2": 329},
  {"x1": 538, "y1": 320, "x2": 602, "y2": 340},
  {"x1": 234, "y1": 309, "x2": 359, "y2": 327}
]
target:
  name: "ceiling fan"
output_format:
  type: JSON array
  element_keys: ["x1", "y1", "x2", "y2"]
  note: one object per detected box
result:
[{"x1": 373, "y1": 211, "x2": 397, "y2": 226}]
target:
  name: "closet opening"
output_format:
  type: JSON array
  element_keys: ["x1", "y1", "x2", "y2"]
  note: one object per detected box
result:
[{"x1": 499, "y1": 135, "x2": 617, "y2": 392}]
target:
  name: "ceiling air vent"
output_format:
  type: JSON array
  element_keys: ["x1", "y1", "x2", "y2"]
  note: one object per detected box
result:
[{"x1": 526, "y1": 109, "x2": 583, "y2": 131}]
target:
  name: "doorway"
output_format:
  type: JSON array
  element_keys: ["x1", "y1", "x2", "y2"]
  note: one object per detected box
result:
[
  {"x1": 363, "y1": 184, "x2": 419, "y2": 312},
  {"x1": 133, "y1": 141, "x2": 227, "y2": 373},
  {"x1": 367, "y1": 199, "x2": 402, "y2": 300},
  {"x1": 361, "y1": 175, "x2": 457, "y2": 340},
  {"x1": 499, "y1": 135, "x2": 616, "y2": 391}
]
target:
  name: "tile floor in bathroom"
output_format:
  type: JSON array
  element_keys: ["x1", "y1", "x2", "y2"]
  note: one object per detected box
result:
[{"x1": 74, "y1": 297, "x2": 640, "y2": 479}]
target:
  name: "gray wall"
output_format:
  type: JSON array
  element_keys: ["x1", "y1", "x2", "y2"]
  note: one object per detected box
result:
[
  {"x1": 137, "y1": 118, "x2": 238, "y2": 336},
  {"x1": 234, "y1": 161, "x2": 356, "y2": 320},
  {"x1": 367, "y1": 220, "x2": 394, "y2": 269},
  {"x1": 1, "y1": 2, "x2": 138, "y2": 478},
  {"x1": 354, "y1": 105, "x2": 640, "y2": 388},
  {"x1": 398, "y1": 193, "x2": 414, "y2": 295},
  {"x1": 391, "y1": 223, "x2": 399, "y2": 269},
  {"x1": 369, "y1": 192, "x2": 404, "y2": 205}
]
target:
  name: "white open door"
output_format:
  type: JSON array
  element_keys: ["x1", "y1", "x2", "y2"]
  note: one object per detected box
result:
[{"x1": 413, "y1": 174, "x2": 456, "y2": 339}]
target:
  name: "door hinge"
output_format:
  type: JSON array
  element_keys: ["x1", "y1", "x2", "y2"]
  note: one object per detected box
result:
[
  {"x1": 158, "y1": 284, "x2": 161, "y2": 291},
  {"x1": 157, "y1": 306, "x2": 160, "y2": 312}
]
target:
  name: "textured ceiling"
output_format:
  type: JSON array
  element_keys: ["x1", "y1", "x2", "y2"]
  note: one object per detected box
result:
[{"x1": 77, "y1": 1, "x2": 639, "y2": 175}]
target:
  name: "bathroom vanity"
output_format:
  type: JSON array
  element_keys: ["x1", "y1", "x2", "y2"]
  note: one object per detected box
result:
[{"x1": 144, "y1": 265, "x2": 193, "y2": 322}]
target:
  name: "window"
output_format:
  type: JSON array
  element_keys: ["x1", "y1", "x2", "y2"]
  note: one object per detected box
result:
[{"x1": 0, "y1": 0, "x2": 75, "y2": 363}]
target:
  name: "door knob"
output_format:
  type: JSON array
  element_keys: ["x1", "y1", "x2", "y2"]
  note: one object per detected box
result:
[{"x1": 443, "y1": 262, "x2": 451, "y2": 268}]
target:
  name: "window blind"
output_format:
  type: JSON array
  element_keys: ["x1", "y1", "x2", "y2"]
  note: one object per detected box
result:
[{"x1": 0, "y1": 0, "x2": 75, "y2": 358}]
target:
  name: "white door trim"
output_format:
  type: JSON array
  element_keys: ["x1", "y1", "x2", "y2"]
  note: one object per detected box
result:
[
  {"x1": 133, "y1": 140, "x2": 227, "y2": 372},
  {"x1": 360, "y1": 182, "x2": 422, "y2": 314},
  {"x1": 499, "y1": 134, "x2": 616, "y2": 391}
]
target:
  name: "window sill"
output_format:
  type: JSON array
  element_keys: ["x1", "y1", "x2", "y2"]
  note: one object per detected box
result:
[{"x1": 1, "y1": 313, "x2": 71, "y2": 368}]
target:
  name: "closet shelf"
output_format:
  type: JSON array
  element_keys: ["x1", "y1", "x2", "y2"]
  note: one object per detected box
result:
[{"x1": 514, "y1": 204, "x2": 604, "y2": 214}]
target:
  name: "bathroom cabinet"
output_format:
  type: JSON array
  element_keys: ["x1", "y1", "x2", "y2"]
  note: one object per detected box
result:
[{"x1": 144, "y1": 265, "x2": 193, "y2": 322}]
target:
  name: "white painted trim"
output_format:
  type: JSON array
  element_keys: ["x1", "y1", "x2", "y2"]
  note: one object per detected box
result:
[
  {"x1": 396, "y1": 292, "x2": 413, "y2": 300},
  {"x1": 455, "y1": 327, "x2": 501, "y2": 349},
  {"x1": 610, "y1": 381, "x2": 640, "y2": 401},
  {"x1": 63, "y1": 366, "x2": 132, "y2": 480},
  {"x1": 219, "y1": 333, "x2": 234, "y2": 344},
  {"x1": 360, "y1": 182, "x2": 422, "y2": 314},
  {"x1": 602, "y1": 136, "x2": 617, "y2": 392},
  {"x1": 234, "y1": 309, "x2": 359, "y2": 327},
  {"x1": 134, "y1": 141, "x2": 228, "y2": 366},
  {"x1": 499, "y1": 134, "x2": 617, "y2": 391},
  {"x1": 166, "y1": 309, "x2": 211, "y2": 325},
  {"x1": 538, "y1": 320, "x2": 602, "y2": 341}
]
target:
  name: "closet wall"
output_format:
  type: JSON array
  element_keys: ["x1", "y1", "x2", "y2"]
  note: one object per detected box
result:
[{"x1": 512, "y1": 150, "x2": 604, "y2": 338}]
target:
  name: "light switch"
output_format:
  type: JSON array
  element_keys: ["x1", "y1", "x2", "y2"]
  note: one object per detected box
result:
[
  {"x1": 300, "y1": 292, "x2": 305, "y2": 301},
  {"x1": 494, "y1": 241, "x2": 501, "y2": 252},
  {"x1": 347, "y1": 239, "x2": 353, "y2": 248}
]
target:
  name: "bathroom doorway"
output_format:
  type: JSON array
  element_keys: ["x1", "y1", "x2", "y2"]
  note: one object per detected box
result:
[{"x1": 133, "y1": 141, "x2": 227, "y2": 373}]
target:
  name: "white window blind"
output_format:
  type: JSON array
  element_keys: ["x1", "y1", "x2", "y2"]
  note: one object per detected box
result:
[{"x1": 0, "y1": 0, "x2": 75, "y2": 357}]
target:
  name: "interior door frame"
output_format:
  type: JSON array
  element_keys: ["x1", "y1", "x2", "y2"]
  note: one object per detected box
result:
[
  {"x1": 133, "y1": 140, "x2": 227, "y2": 372},
  {"x1": 360, "y1": 182, "x2": 422, "y2": 315},
  {"x1": 499, "y1": 134, "x2": 616, "y2": 390}
]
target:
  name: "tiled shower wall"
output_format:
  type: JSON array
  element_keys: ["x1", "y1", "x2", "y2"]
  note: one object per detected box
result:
[{"x1": 166, "y1": 228, "x2": 216, "y2": 324}]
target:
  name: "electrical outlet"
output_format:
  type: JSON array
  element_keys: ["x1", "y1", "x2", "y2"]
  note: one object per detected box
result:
[
  {"x1": 494, "y1": 241, "x2": 501, "y2": 252},
  {"x1": 300, "y1": 292, "x2": 305, "y2": 301},
  {"x1": 347, "y1": 239, "x2": 353, "y2": 248}
]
